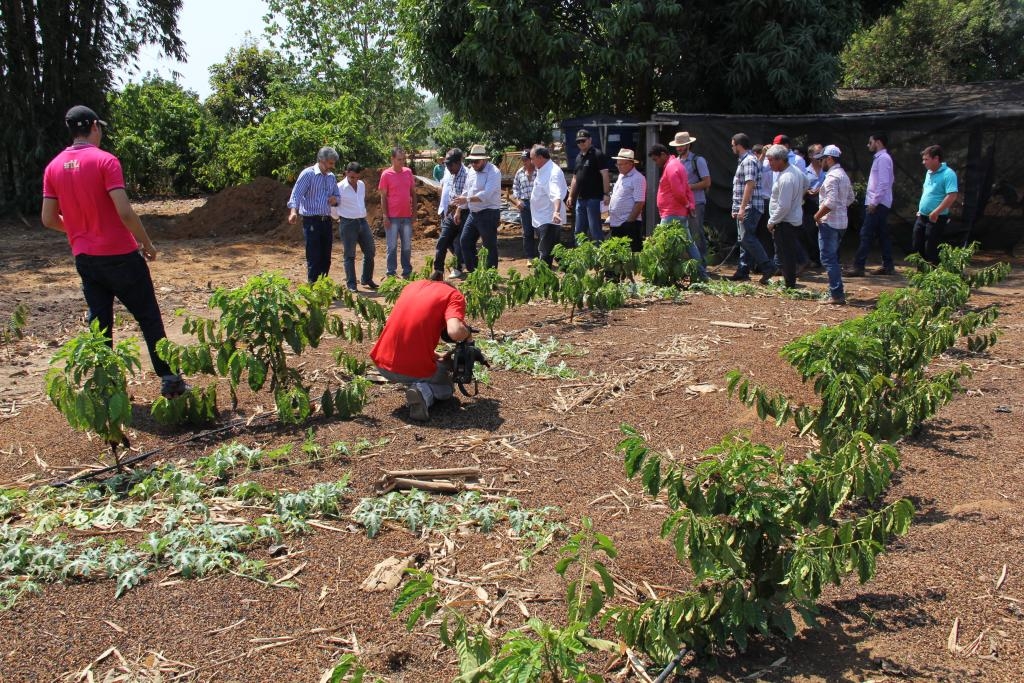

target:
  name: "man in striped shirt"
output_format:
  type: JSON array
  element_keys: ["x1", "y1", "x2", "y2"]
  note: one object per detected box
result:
[
  {"x1": 288, "y1": 147, "x2": 342, "y2": 283},
  {"x1": 433, "y1": 148, "x2": 468, "y2": 278}
]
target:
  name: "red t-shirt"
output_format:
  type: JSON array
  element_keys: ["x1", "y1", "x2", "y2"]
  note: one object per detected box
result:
[
  {"x1": 378, "y1": 166, "x2": 414, "y2": 218},
  {"x1": 371, "y1": 280, "x2": 466, "y2": 378},
  {"x1": 42, "y1": 143, "x2": 138, "y2": 256}
]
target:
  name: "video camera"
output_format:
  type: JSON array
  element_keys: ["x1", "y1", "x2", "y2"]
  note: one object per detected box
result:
[{"x1": 451, "y1": 338, "x2": 489, "y2": 396}]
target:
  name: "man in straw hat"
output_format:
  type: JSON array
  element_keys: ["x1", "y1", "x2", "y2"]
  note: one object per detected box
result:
[
  {"x1": 454, "y1": 144, "x2": 502, "y2": 271},
  {"x1": 670, "y1": 131, "x2": 710, "y2": 258},
  {"x1": 607, "y1": 148, "x2": 646, "y2": 252}
]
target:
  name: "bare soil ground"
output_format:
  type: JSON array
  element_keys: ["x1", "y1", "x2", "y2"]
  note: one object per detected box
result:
[{"x1": 0, "y1": 193, "x2": 1022, "y2": 682}]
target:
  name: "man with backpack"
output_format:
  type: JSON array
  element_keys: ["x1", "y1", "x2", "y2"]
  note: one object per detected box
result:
[{"x1": 671, "y1": 132, "x2": 710, "y2": 258}]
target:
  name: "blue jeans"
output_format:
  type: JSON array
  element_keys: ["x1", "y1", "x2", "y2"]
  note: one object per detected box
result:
[
  {"x1": 854, "y1": 204, "x2": 893, "y2": 270},
  {"x1": 302, "y1": 216, "x2": 333, "y2": 283},
  {"x1": 818, "y1": 223, "x2": 846, "y2": 300},
  {"x1": 385, "y1": 217, "x2": 413, "y2": 277},
  {"x1": 735, "y1": 208, "x2": 773, "y2": 276},
  {"x1": 75, "y1": 251, "x2": 172, "y2": 378},
  {"x1": 520, "y1": 200, "x2": 538, "y2": 259},
  {"x1": 339, "y1": 217, "x2": 375, "y2": 288},
  {"x1": 574, "y1": 198, "x2": 604, "y2": 244},
  {"x1": 661, "y1": 216, "x2": 707, "y2": 279},
  {"x1": 461, "y1": 208, "x2": 500, "y2": 272},
  {"x1": 434, "y1": 214, "x2": 465, "y2": 272}
]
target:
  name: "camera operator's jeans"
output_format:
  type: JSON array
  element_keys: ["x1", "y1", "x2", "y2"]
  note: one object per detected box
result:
[
  {"x1": 385, "y1": 217, "x2": 413, "y2": 278},
  {"x1": 376, "y1": 359, "x2": 454, "y2": 408}
]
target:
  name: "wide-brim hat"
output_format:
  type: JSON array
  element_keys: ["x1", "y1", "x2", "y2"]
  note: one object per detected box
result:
[
  {"x1": 465, "y1": 144, "x2": 489, "y2": 160},
  {"x1": 612, "y1": 148, "x2": 637, "y2": 162},
  {"x1": 668, "y1": 131, "x2": 697, "y2": 147}
]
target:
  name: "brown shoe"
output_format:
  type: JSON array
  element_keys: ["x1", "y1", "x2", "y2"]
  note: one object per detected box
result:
[
  {"x1": 872, "y1": 267, "x2": 896, "y2": 275},
  {"x1": 844, "y1": 268, "x2": 865, "y2": 277},
  {"x1": 827, "y1": 296, "x2": 847, "y2": 306}
]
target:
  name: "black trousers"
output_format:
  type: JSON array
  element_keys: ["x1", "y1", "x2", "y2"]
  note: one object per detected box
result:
[
  {"x1": 610, "y1": 220, "x2": 645, "y2": 253},
  {"x1": 912, "y1": 214, "x2": 948, "y2": 265},
  {"x1": 75, "y1": 250, "x2": 172, "y2": 377},
  {"x1": 772, "y1": 222, "x2": 802, "y2": 288},
  {"x1": 434, "y1": 214, "x2": 465, "y2": 272}
]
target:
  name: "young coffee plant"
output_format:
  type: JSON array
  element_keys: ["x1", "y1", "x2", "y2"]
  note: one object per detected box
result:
[
  {"x1": 44, "y1": 321, "x2": 140, "y2": 465},
  {"x1": 597, "y1": 236, "x2": 638, "y2": 283},
  {"x1": 1, "y1": 303, "x2": 28, "y2": 358},
  {"x1": 151, "y1": 386, "x2": 218, "y2": 427},
  {"x1": 614, "y1": 426, "x2": 914, "y2": 663},
  {"x1": 158, "y1": 272, "x2": 367, "y2": 424},
  {"x1": 461, "y1": 248, "x2": 509, "y2": 337},
  {"x1": 638, "y1": 221, "x2": 702, "y2": 286},
  {"x1": 393, "y1": 518, "x2": 618, "y2": 681}
]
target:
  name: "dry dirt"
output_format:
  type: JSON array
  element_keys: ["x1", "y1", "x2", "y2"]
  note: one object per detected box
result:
[{"x1": 0, "y1": 193, "x2": 1022, "y2": 683}]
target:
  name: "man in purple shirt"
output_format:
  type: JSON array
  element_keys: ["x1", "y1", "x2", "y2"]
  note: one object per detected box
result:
[{"x1": 847, "y1": 133, "x2": 896, "y2": 276}]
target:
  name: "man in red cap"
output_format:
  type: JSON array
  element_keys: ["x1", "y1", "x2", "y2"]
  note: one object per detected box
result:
[{"x1": 41, "y1": 105, "x2": 188, "y2": 398}]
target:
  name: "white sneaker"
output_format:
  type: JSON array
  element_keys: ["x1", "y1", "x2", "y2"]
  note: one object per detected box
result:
[
  {"x1": 405, "y1": 387, "x2": 429, "y2": 421},
  {"x1": 448, "y1": 268, "x2": 463, "y2": 279}
]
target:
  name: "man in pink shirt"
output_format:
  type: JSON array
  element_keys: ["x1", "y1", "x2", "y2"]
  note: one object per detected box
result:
[
  {"x1": 647, "y1": 144, "x2": 707, "y2": 279},
  {"x1": 40, "y1": 105, "x2": 187, "y2": 398},
  {"x1": 377, "y1": 147, "x2": 417, "y2": 278}
]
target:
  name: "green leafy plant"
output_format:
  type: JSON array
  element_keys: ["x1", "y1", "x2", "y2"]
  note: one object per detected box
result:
[
  {"x1": 638, "y1": 221, "x2": 702, "y2": 286},
  {"x1": 1, "y1": 303, "x2": 28, "y2": 358},
  {"x1": 45, "y1": 321, "x2": 140, "y2": 466},
  {"x1": 475, "y1": 332, "x2": 580, "y2": 379},
  {"x1": 151, "y1": 386, "x2": 218, "y2": 427},
  {"x1": 159, "y1": 272, "x2": 369, "y2": 424},
  {"x1": 461, "y1": 249, "x2": 508, "y2": 337}
]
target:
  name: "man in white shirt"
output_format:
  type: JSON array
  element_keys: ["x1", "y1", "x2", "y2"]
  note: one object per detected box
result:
[
  {"x1": 332, "y1": 162, "x2": 377, "y2": 292},
  {"x1": 607, "y1": 148, "x2": 646, "y2": 252},
  {"x1": 529, "y1": 145, "x2": 567, "y2": 266},
  {"x1": 764, "y1": 145, "x2": 805, "y2": 289},
  {"x1": 813, "y1": 145, "x2": 855, "y2": 305},
  {"x1": 454, "y1": 144, "x2": 502, "y2": 272}
]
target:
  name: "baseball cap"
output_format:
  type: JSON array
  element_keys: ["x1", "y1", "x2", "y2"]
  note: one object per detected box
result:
[
  {"x1": 814, "y1": 144, "x2": 842, "y2": 159},
  {"x1": 772, "y1": 134, "x2": 790, "y2": 145},
  {"x1": 65, "y1": 105, "x2": 107, "y2": 131}
]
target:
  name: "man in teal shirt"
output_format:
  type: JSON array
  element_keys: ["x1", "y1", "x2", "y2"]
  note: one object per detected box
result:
[{"x1": 913, "y1": 144, "x2": 958, "y2": 264}]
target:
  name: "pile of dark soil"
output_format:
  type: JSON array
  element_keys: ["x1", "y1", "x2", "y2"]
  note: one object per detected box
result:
[{"x1": 166, "y1": 177, "x2": 292, "y2": 240}]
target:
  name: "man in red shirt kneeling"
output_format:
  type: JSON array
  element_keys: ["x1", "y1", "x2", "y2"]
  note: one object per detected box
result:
[{"x1": 370, "y1": 272, "x2": 473, "y2": 421}]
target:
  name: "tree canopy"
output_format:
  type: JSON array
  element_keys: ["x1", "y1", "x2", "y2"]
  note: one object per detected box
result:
[
  {"x1": 841, "y1": 0, "x2": 1024, "y2": 87},
  {"x1": 0, "y1": 0, "x2": 184, "y2": 211},
  {"x1": 398, "y1": 0, "x2": 862, "y2": 134}
]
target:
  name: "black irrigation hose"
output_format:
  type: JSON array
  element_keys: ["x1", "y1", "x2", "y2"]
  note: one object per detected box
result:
[
  {"x1": 49, "y1": 414, "x2": 275, "y2": 488},
  {"x1": 653, "y1": 647, "x2": 689, "y2": 683}
]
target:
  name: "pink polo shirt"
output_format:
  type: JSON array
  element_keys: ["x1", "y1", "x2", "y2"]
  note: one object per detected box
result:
[
  {"x1": 656, "y1": 155, "x2": 695, "y2": 218},
  {"x1": 42, "y1": 143, "x2": 138, "y2": 256},
  {"x1": 378, "y1": 166, "x2": 415, "y2": 218}
]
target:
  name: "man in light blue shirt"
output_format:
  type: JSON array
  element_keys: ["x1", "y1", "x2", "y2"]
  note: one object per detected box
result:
[
  {"x1": 288, "y1": 146, "x2": 341, "y2": 283},
  {"x1": 454, "y1": 144, "x2": 503, "y2": 271},
  {"x1": 913, "y1": 144, "x2": 959, "y2": 264}
]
